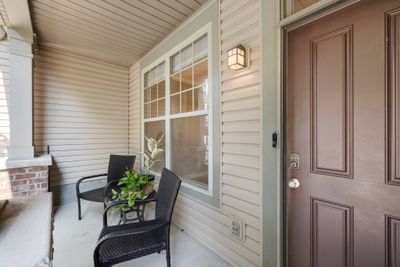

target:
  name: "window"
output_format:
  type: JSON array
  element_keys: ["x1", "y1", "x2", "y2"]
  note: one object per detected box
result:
[{"x1": 142, "y1": 29, "x2": 212, "y2": 194}]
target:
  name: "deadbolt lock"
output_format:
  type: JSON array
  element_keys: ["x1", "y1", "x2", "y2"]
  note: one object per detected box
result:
[{"x1": 289, "y1": 153, "x2": 300, "y2": 169}]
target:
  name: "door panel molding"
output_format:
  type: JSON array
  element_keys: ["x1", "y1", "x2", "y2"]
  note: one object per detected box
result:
[
  {"x1": 386, "y1": 8, "x2": 400, "y2": 186},
  {"x1": 310, "y1": 26, "x2": 354, "y2": 178},
  {"x1": 311, "y1": 197, "x2": 354, "y2": 267},
  {"x1": 386, "y1": 215, "x2": 400, "y2": 267}
]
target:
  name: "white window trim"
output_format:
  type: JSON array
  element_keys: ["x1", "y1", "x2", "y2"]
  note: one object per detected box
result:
[{"x1": 141, "y1": 22, "x2": 214, "y2": 196}]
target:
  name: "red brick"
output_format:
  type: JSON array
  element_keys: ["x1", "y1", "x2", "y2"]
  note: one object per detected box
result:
[
  {"x1": 28, "y1": 166, "x2": 47, "y2": 172},
  {"x1": 41, "y1": 182, "x2": 48, "y2": 189},
  {"x1": 8, "y1": 168, "x2": 27, "y2": 175},
  {"x1": 31, "y1": 178, "x2": 46, "y2": 184},
  {"x1": 13, "y1": 173, "x2": 36, "y2": 180},
  {"x1": 12, "y1": 184, "x2": 36, "y2": 192},
  {"x1": 11, "y1": 180, "x2": 28, "y2": 186}
]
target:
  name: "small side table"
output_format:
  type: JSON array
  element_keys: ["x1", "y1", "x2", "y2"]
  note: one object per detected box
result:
[{"x1": 103, "y1": 191, "x2": 157, "y2": 226}]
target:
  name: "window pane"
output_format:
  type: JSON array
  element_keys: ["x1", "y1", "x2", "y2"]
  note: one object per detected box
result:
[
  {"x1": 171, "y1": 52, "x2": 180, "y2": 74},
  {"x1": 144, "y1": 87, "x2": 151, "y2": 103},
  {"x1": 193, "y1": 87, "x2": 207, "y2": 111},
  {"x1": 144, "y1": 103, "x2": 151, "y2": 119},
  {"x1": 181, "y1": 44, "x2": 193, "y2": 69},
  {"x1": 181, "y1": 90, "x2": 193, "y2": 113},
  {"x1": 158, "y1": 62, "x2": 165, "y2": 81},
  {"x1": 144, "y1": 121, "x2": 165, "y2": 173},
  {"x1": 194, "y1": 59, "x2": 208, "y2": 87},
  {"x1": 181, "y1": 66, "x2": 193, "y2": 91},
  {"x1": 171, "y1": 94, "x2": 180, "y2": 114},
  {"x1": 170, "y1": 73, "x2": 180, "y2": 94},
  {"x1": 150, "y1": 101, "x2": 157, "y2": 118},
  {"x1": 151, "y1": 85, "x2": 157, "y2": 101},
  {"x1": 158, "y1": 99, "x2": 165, "y2": 117},
  {"x1": 171, "y1": 115, "x2": 208, "y2": 190},
  {"x1": 293, "y1": 0, "x2": 319, "y2": 14},
  {"x1": 158, "y1": 81, "x2": 165, "y2": 98},
  {"x1": 194, "y1": 34, "x2": 207, "y2": 62}
]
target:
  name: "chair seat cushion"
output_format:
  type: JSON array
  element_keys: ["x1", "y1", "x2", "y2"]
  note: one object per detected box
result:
[
  {"x1": 98, "y1": 220, "x2": 167, "y2": 266},
  {"x1": 79, "y1": 187, "x2": 105, "y2": 202}
]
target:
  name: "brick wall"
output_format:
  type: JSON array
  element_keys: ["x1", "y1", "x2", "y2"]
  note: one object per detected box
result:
[{"x1": 0, "y1": 166, "x2": 49, "y2": 200}]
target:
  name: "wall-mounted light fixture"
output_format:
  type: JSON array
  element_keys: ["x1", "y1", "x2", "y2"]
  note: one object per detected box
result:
[{"x1": 227, "y1": 44, "x2": 247, "y2": 70}]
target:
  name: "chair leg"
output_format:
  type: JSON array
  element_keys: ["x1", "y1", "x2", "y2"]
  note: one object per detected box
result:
[
  {"x1": 77, "y1": 197, "x2": 82, "y2": 220},
  {"x1": 166, "y1": 240, "x2": 171, "y2": 267}
]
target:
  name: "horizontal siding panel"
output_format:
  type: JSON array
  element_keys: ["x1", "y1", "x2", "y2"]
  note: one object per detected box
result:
[
  {"x1": 222, "y1": 132, "x2": 260, "y2": 144},
  {"x1": 222, "y1": 143, "x2": 260, "y2": 157},
  {"x1": 222, "y1": 163, "x2": 260, "y2": 181},
  {"x1": 222, "y1": 120, "x2": 260, "y2": 133},
  {"x1": 222, "y1": 184, "x2": 260, "y2": 205},
  {"x1": 223, "y1": 153, "x2": 260, "y2": 169},
  {"x1": 222, "y1": 109, "x2": 260, "y2": 122},
  {"x1": 34, "y1": 48, "x2": 129, "y2": 186},
  {"x1": 222, "y1": 96, "x2": 261, "y2": 112},
  {"x1": 222, "y1": 174, "x2": 260, "y2": 193},
  {"x1": 221, "y1": 85, "x2": 260, "y2": 102},
  {"x1": 222, "y1": 194, "x2": 260, "y2": 218}
]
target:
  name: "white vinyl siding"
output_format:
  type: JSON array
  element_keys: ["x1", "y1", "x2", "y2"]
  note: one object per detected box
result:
[
  {"x1": 131, "y1": 1, "x2": 262, "y2": 266},
  {"x1": 33, "y1": 48, "x2": 129, "y2": 186},
  {"x1": 0, "y1": 40, "x2": 9, "y2": 158}
]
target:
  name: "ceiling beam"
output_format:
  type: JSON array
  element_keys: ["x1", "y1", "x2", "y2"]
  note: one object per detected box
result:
[{"x1": 2, "y1": 0, "x2": 33, "y2": 43}]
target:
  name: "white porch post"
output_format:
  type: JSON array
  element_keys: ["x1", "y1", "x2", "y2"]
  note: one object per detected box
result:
[{"x1": 7, "y1": 29, "x2": 34, "y2": 160}]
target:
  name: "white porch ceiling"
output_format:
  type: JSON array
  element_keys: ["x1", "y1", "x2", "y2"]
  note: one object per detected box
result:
[{"x1": 30, "y1": 0, "x2": 208, "y2": 67}]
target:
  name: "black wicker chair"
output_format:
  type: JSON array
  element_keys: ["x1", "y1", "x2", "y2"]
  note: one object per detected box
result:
[
  {"x1": 75, "y1": 154, "x2": 135, "y2": 220},
  {"x1": 93, "y1": 168, "x2": 182, "y2": 267}
]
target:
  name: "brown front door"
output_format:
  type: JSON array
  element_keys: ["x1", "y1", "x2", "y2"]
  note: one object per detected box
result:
[{"x1": 287, "y1": 1, "x2": 400, "y2": 267}]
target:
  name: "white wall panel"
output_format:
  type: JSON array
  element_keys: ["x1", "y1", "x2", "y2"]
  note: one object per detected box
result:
[
  {"x1": 0, "y1": 40, "x2": 9, "y2": 157},
  {"x1": 33, "y1": 48, "x2": 129, "y2": 186}
]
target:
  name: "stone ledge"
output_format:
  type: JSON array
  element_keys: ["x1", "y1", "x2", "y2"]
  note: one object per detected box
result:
[{"x1": 0, "y1": 154, "x2": 52, "y2": 170}]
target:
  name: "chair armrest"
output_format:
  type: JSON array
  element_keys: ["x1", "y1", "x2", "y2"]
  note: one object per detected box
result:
[
  {"x1": 75, "y1": 173, "x2": 108, "y2": 194},
  {"x1": 103, "y1": 180, "x2": 119, "y2": 200},
  {"x1": 103, "y1": 201, "x2": 129, "y2": 227}
]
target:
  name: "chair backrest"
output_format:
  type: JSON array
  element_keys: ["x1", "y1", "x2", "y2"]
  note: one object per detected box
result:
[
  {"x1": 155, "y1": 168, "x2": 182, "y2": 222},
  {"x1": 107, "y1": 155, "x2": 136, "y2": 183}
]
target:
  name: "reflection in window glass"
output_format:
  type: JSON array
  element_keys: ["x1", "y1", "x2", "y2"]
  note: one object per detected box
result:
[
  {"x1": 171, "y1": 52, "x2": 180, "y2": 74},
  {"x1": 181, "y1": 90, "x2": 193, "y2": 113},
  {"x1": 194, "y1": 60, "x2": 208, "y2": 87},
  {"x1": 181, "y1": 44, "x2": 193, "y2": 69},
  {"x1": 171, "y1": 115, "x2": 208, "y2": 190},
  {"x1": 143, "y1": 61, "x2": 166, "y2": 119},
  {"x1": 181, "y1": 67, "x2": 193, "y2": 90},
  {"x1": 144, "y1": 121, "x2": 165, "y2": 173},
  {"x1": 194, "y1": 34, "x2": 208, "y2": 62},
  {"x1": 171, "y1": 94, "x2": 180, "y2": 114},
  {"x1": 169, "y1": 34, "x2": 208, "y2": 116}
]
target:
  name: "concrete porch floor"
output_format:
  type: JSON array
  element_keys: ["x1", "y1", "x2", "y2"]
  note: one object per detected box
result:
[{"x1": 53, "y1": 201, "x2": 232, "y2": 267}]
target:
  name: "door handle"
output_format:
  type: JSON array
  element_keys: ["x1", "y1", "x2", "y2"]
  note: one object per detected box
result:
[{"x1": 288, "y1": 178, "x2": 300, "y2": 189}]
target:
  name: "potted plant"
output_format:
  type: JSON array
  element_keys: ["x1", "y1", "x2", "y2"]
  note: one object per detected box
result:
[
  {"x1": 111, "y1": 169, "x2": 154, "y2": 208},
  {"x1": 143, "y1": 131, "x2": 164, "y2": 178}
]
